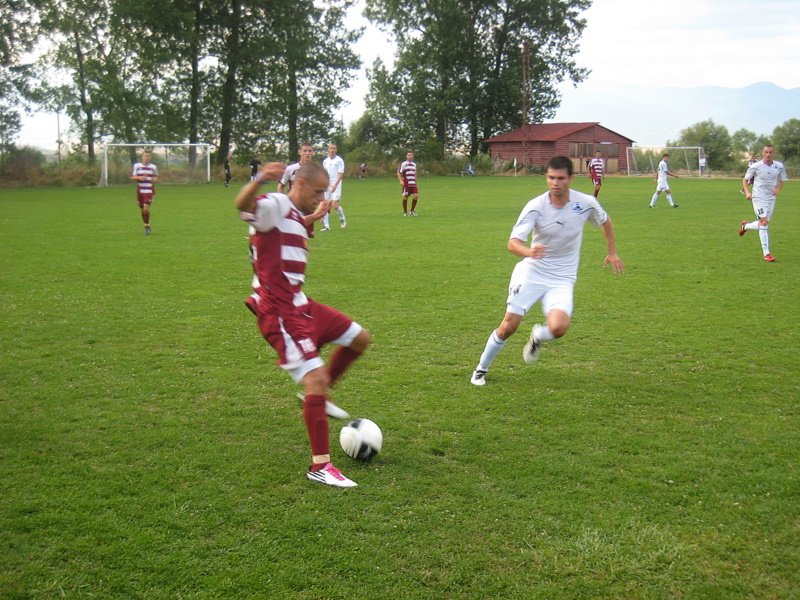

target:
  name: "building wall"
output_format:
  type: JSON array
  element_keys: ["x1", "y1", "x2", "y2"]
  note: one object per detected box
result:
[{"x1": 488, "y1": 125, "x2": 633, "y2": 173}]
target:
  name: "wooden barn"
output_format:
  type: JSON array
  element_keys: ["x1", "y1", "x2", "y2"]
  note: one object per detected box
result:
[{"x1": 484, "y1": 122, "x2": 635, "y2": 174}]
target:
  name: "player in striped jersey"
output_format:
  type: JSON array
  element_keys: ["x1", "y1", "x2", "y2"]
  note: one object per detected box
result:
[
  {"x1": 236, "y1": 161, "x2": 371, "y2": 488},
  {"x1": 587, "y1": 150, "x2": 604, "y2": 198},
  {"x1": 397, "y1": 151, "x2": 419, "y2": 216},
  {"x1": 131, "y1": 150, "x2": 159, "y2": 235}
]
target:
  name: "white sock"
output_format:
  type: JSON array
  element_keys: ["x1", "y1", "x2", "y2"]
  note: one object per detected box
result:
[
  {"x1": 534, "y1": 324, "x2": 556, "y2": 343},
  {"x1": 667, "y1": 194, "x2": 674, "y2": 206},
  {"x1": 477, "y1": 331, "x2": 505, "y2": 371},
  {"x1": 745, "y1": 221, "x2": 758, "y2": 231},
  {"x1": 650, "y1": 193, "x2": 658, "y2": 206},
  {"x1": 323, "y1": 213, "x2": 330, "y2": 228},
  {"x1": 337, "y1": 207, "x2": 346, "y2": 221},
  {"x1": 759, "y1": 226, "x2": 770, "y2": 255}
]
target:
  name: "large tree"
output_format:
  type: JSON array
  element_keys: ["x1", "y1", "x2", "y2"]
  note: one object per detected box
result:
[
  {"x1": 365, "y1": 0, "x2": 590, "y2": 157},
  {"x1": 772, "y1": 118, "x2": 800, "y2": 161},
  {"x1": 1, "y1": 0, "x2": 40, "y2": 152},
  {"x1": 668, "y1": 119, "x2": 734, "y2": 171}
]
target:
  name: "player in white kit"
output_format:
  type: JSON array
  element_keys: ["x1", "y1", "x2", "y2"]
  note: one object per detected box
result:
[
  {"x1": 739, "y1": 144, "x2": 788, "y2": 262},
  {"x1": 321, "y1": 143, "x2": 346, "y2": 230},
  {"x1": 470, "y1": 156, "x2": 624, "y2": 386},
  {"x1": 649, "y1": 153, "x2": 679, "y2": 208}
]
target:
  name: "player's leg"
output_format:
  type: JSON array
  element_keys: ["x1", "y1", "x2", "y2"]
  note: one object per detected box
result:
[
  {"x1": 522, "y1": 284, "x2": 573, "y2": 364},
  {"x1": 265, "y1": 313, "x2": 357, "y2": 487},
  {"x1": 334, "y1": 199, "x2": 346, "y2": 227},
  {"x1": 300, "y1": 366, "x2": 356, "y2": 488},
  {"x1": 310, "y1": 299, "x2": 369, "y2": 389},
  {"x1": 470, "y1": 311, "x2": 523, "y2": 386},
  {"x1": 650, "y1": 189, "x2": 660, "y2": 207},
  {"x1": 665, "y1": 187, "x2": 677, "y2": 207},
  {"x1": 472, "y1": 270, "x2": 543, "y2": 385},
  {"x1": 139, "y1": 196, "x2": 152, "y2": 234},
  {"x1": 410, "y1": 191, "x2": 418, "y2": 215},
  {"x1": 402, "y1": 189, "x2": 408, "y2": 216},
  {"x1": 757, "y1": 201, "x2": 774, "y2": 260}
]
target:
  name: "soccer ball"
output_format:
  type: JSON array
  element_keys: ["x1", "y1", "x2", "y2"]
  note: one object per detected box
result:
[{"x1": 339, "y1": 418, "x2": 383, "y2": 461}]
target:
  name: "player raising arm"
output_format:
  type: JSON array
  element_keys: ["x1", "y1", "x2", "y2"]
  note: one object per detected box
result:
[{"x1": 236, "y1": 161, "x2": 371, "y2": 488}]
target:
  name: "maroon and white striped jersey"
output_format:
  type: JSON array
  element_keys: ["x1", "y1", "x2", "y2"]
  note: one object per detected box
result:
[
  {"x1": 588, "y1": 157, "x2": 604, "y2": 180},
  {"x1": 248, "y1": 193, "x2": 310, "y2": 312},
  {"x1": 398, "y1": 160, "x2": 417, "y2": 187},
  {"x1": 132, "y1": 162, "x2": 158, "y2": 194}
]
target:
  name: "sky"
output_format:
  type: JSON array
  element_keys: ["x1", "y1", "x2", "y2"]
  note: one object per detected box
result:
[{"x1": 18, "y1": 0, "x2": 800, "y2": 150}]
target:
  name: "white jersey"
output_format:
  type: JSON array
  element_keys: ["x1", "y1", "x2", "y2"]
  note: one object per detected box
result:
[
  {"x1": 745, "y1": 159, "x2": 788, "y2": 200},
  {"x1": 279, "y1": 163, "x2": 302, "y2": 191},
  {"x1": 323, "y1": 155, "x2": 345, "y2": 197},
  {"x1": 510, "y1": 189, "x2": 608, "y2": 282},
  {"x1": 657, "y1": 160, "x2": 669, "y2": 185}
]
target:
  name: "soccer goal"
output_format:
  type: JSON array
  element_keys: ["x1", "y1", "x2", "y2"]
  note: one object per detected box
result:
[
  {"x1": 626, "y1": 146, "x2": 707, "y2": 177},
  {"x1": 100, "y1": 143, "x2": 213, "y2": 187}
]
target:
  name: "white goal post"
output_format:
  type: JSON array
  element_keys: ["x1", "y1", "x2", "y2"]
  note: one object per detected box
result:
[
  {"x1": 626, "y1": 146, "x2": 708, "y2": 177},
  {"x1": 100, "y1": 143, "x2": 213, "y2": 187}
]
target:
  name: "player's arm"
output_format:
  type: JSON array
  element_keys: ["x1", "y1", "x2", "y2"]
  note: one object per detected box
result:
[
  {"x1": 235, "y1": 162, "x2": 285, "y2": 213},
  {"x1": 600, "y1": 217, "x2": 624, "y2": 274},
  {"x1": 396, "y1": 167, "x2": 404, "y2": 185},
  {"x1": 304, "y1": 200, "x2": 333, "y2": 226},
  {"x1": 742, "y1": 169, "x2": 754, "y2": 199},
  {"x1": 332, "y1": 170, "x2": 344, "y2": 191},
  {"x1": 774, "y1": 170, "x2": 787, "y2": 196},
  {"x1": 508, "y1": 237, "x2": 545, "y2": 259}
]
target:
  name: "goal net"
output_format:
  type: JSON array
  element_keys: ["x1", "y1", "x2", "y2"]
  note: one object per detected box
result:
[
  {"x1": 100, "y1": 143, "x2": 213, "y2": 187},
  {"x1": 626, "y1": 146, "x2": 707, "y2": 177}
]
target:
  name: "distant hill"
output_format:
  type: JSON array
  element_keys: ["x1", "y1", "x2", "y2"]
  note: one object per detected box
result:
[{"x1": 548, "y1": 81, "x2": 800, "y2": 147}]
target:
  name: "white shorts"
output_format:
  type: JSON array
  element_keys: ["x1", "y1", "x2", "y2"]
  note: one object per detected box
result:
[
  {"x1": 325, "y1": 189, "x2": 342, "y2": 202},
  {"x1": 505, "y1": 262, "x2": 574, "y2": 317},
  {"x1": 751, "y1": 196, "x2": 775, "y2": 221},
  {"x1": 655, "y1": 180, "x2": 670, "y2": 192}
]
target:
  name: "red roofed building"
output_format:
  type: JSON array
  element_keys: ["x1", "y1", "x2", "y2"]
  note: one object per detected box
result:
[{"x1": 484, "y1": 122, "x2": 635, "y2": 174}]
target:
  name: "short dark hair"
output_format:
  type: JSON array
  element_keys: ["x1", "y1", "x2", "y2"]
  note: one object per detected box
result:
[
  {"x1": 663, "y1": 153, "x2": 669, "y2": 158},
  {"x1": 546, "y1": 155, "x2": 573, "y2": 176}
]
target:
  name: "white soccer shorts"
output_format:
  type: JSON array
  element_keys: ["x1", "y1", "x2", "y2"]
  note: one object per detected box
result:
[
  {"x1": 751, "y1": 196, "x2": 775, "y2": 221},
  {"x1": 505, "y1": 264, "x2": 574, "y2": 317}
]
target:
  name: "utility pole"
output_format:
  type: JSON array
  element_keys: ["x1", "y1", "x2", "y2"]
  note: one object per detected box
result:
[{"x1": 521, "y1": 41, "x2": 531, "y2": 168}]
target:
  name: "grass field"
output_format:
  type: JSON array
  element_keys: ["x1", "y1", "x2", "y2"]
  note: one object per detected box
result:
[{"x1": 2, "y1": 173, "x2": 798, "y2": 598}]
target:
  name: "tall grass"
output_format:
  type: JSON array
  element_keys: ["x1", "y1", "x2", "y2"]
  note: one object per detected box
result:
[{"x1": 1, "y1": 174, "x2": 798, "y2": 598}]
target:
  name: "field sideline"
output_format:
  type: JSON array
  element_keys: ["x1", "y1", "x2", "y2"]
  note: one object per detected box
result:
[{"x1": 1, "y1": 175, "x2": 798, "y2": 598}]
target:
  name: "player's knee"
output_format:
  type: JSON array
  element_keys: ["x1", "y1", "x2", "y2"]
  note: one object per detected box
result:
[
  {"x1": 352, "y1": 328, "x2": 371, "y2": 352},
  {"x1": 496, "y1": 320, "x2": 519, "y2": 339},
  {"x1": 304, "y1": 367, "x2": 330, "y2": 394}
]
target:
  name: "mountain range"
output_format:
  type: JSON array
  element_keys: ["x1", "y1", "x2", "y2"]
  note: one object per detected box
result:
[{"x1": 548, "y1": 81, "x2": 800, "y2": 147}]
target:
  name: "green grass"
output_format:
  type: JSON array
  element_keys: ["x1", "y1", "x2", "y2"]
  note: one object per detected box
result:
[{"x1": 1, "y1": 174, "x2": 798, "y2": 599}]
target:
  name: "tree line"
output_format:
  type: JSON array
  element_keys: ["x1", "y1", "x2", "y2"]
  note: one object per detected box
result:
[
  {"x1": 670, "y1": 118, "x2": 800, "y2": 171},
  {"x1": 1, "y1": 0, "x2": 591, "y2": 168}
]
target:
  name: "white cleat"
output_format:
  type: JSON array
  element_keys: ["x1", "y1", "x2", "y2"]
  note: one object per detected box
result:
[
  {"x1": 522, "y1": 324, "x2": 542, "y2": 365},
  {"x1": 306, "y1": 463, "x2": 357, "y2": 488},
  {"x1": 470, "y1": 369, "x2": 487, "y2": 386},
  {"x1": 296, "y1": 393, "x2": 351, "y2": 419}
]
